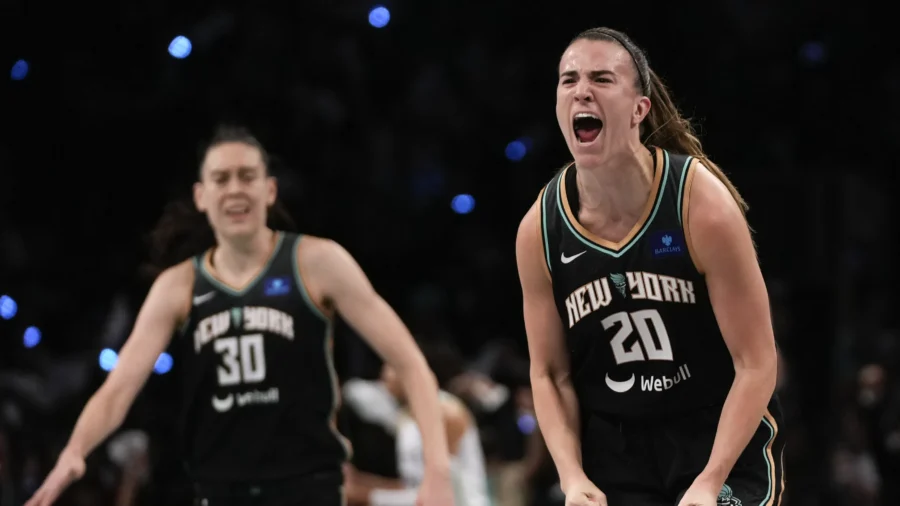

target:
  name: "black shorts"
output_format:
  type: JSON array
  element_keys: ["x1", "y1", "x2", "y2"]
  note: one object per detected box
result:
[
  {"x1": 582, "y1": 396, "x2": 786, "y2": 506},
  {"x1": 192, "y1": 471, "x2": 344, "y2": 506}
]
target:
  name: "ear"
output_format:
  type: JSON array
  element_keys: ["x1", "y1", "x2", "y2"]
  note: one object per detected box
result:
[
  {"x1": 266, "y1": 176, "x2": 278, "y2": 207},
  {"x1": 633, "y1": 96, "x2": 651, "y2": 127},
  {"x1": 193, "y1": 182, "x2": 206, "y2": 212}
]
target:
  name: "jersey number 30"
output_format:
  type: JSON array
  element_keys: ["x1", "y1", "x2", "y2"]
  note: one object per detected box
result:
[
  {"x1": 601, "y1": 309, "x2": 673, "y2": 365},
  {"x1": 215, "y1": 334, "x2": 267, "y2": 386}
]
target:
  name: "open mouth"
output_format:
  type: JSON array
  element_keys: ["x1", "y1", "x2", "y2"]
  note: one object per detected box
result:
[
  {"x1": 573, "y1": 112, "x2": 603, "y2": 144},
  {"x1": 224, "y1": 204, "x2": 250, "y2": 217}
]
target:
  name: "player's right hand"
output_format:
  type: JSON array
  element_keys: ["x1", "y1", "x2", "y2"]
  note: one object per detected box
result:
[
  {"x1": 24, "y1": 447, "x2": 86, "y2": 506},
  {"x1": 564, "y1": 476, "x2": 608, "y2": 506}
]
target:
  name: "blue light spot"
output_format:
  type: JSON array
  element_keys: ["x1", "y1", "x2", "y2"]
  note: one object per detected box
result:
[
  {"x1": 0, "y1": 295, "x2": 17, "y2": 320},
  {"x1": 23, "y1": 327, "x2": 41, "y2": 348},
  {"x1": 10, "y1": 60, "x2": 29, "y2": 81},
  {"x1": 505, "y1": 139, "x2": 528, "y2": 162},
  {"x1": 99, "y1": 348, "x2": 119, "y2": 372},
  {"x1": 368, "y1": 6, "x2": 391, "y2": 28},
  {"x1": 799, "y1": 41, "x2": 826, "y2": 65},
  {"x1": 451, "y1": 194, "x2": 475, "y2": 214},
  {"x1": 517, "y1": 413, "x2": 537, "y2": 434},
  {"x1": 168, "y1": 36, "x2": 192, "y2": 59},
  {"x1": 154, "y1": 352, "x2": 173, "y2": 374}
]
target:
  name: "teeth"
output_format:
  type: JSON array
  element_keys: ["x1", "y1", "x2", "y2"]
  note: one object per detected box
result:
[{"x1": 575, "y1": 112, "x2": 600, "y2": 120}]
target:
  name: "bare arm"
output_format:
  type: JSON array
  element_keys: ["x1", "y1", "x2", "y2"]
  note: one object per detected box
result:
[
  {"x1": 685, "y1": 164, "x2": 778, "y2": 489},
  {"x1": 66, "y1": 262, "x2": 192, "y2": 458},
  {"x1": 515, "y1": 203, "x2": 585, "y2": 492},
  {"x1": 302, "y1": 237, "x2": 452, "y2": 476}
]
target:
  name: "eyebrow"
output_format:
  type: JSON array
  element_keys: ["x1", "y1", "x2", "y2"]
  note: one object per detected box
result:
[
  {"x1": 209, "y1": 165, "x2": 260, "y2": 176},
  {"x1": 559, "y1": 69, "x2": 616, "y2": 80}
]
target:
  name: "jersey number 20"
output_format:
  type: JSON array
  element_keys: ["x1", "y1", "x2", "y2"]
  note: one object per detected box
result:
[
  {"x1": 215, "y1": 334, "x2": 267, "y2": 386},
  {"x1": 601, "y1": 309, "x2": 673, "y2": 365}
]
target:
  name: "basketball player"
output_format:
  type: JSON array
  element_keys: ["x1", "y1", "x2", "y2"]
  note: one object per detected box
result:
[
  {"x1": 25, "y1": 126, "x2": 455, "y2": 506},
  {"x1": 343, "y1": 361, "x2": 490, "y2": 506},
  {"x1": 516, "y1": 28, "x2": 785, "y2": 506}
]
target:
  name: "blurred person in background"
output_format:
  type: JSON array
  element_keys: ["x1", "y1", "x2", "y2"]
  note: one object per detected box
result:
[
  {"x1": 516, "y1": 27, "x2": 783, "y2": 506},
  {"x1": 24, "y1": 125, "x2": 455, "y2": 506},
  {"x1": 449, "y1": 341, "x2": 552, "y2": 506},
  {"x1": 831, "y1": 404, "x2": 880, "y2": 505},
  {"x1": 343, "y1": 340, "x2": 490, "y2": 506},
  {"x1": 856, "y1": 362, "x2": 900, "y2": 505}
]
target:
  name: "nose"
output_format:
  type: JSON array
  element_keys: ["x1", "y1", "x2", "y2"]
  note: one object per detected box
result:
[
  {"x1": 224, "y1": 176, "x2": 244, "y2": 194},
  {"x1": 574, "y1": 80, "x2": 593, "y2": 103}
]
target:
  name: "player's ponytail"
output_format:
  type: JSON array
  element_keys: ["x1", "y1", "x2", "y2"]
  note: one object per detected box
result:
[
  {"x1": 642, "y1": 69, "x2": 748, "y2": 215},
  {"x1": 571, "y1": 27, "x2": 748, "y2": 216}
]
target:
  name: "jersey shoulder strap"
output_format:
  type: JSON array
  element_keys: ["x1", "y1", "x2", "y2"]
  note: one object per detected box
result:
[{"x1": 537, "y1": 163, "x2": 572, "y2": 276}]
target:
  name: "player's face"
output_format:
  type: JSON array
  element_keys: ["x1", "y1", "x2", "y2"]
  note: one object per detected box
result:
[
  {"x1": 556, "y1": 39, "x2": 651, "y2": 165},
  {"x1": 194, "y1": 142, "x2": 277, "y2": 240}
]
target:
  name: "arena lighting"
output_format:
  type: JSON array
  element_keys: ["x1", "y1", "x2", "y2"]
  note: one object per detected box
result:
[
  {"x1": 10, "y1": 60, "x2": 29, "y2": 81},
  {"x1": 505, "y1": 137, "x2": 532, "y2": 162},
  {"x1": 99, "y1": 348, "x2": 119, "y2": 371},
  {"x1": 0, "y1": 295, "x2": 17, "y2": 320},
  {"x1": 23, "y1": 326, "x2": 41, "y2": 348},
  {"x1": 451, "y1": 194, "x2": 475, "y2": 215},
  {"x1": 368, "y1": 6, "x2": 390, "y2": 28},
  {"x1": 154, "y1": 352, "x2": 174, "y2": 374},
  {"x1": 168, "y1": 36, "x2": 193, "y2": 59}
]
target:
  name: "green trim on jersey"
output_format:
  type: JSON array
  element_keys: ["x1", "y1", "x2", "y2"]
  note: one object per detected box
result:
[
  {"x1": 197, "y1": 231, "x2": 286, "y2": 296},
  {"x1": 291, "y1": 234, "x2": 329, "y2": 322},
  {"x1": 676, "y1": 156, "x2": 695, "y2": 227},
  {"x1": 540, "y1": 186, "x2": 553, "y2": 273}
]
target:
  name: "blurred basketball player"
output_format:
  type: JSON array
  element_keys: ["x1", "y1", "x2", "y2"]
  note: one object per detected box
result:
[
  {"x1": 343, "y1": 352, "x2": 490, "y2": 506},
  {"x1": 25, "y1": 126, "x2": 455, "y2": 506},
  {"x1": 516, "y1": 28, "x2": 785, "y2": 506}
]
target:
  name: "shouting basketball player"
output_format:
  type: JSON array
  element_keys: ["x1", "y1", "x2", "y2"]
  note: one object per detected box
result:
[{"x1": 516, "y1": 28, "x2": 785, "y2": 506}]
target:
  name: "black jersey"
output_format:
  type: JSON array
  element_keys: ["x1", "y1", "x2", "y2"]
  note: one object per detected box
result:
[
  {"x1": 539, "y1": 147, "x2": 735, "y2": 418},
  {"x1": 177, "y1": 231, "x2": 349, "y2": 481}
]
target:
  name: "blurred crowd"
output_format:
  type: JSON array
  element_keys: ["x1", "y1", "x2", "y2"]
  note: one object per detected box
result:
[{"x1": 1, "y1": 297, "x2": 899, "y2": 506}]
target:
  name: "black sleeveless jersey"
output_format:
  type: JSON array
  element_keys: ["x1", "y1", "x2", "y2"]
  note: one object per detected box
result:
[
  {"x1": 539, "y1": 147, "x2": 735, "y2": 418},
  {"x1": 177, "y1": 231, "x2": 349, "y2": 481}
]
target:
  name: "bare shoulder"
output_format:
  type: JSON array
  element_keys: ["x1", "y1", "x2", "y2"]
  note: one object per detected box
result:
[
  {"x1": 294, "y1": 235, "x2": 368, "y2": 315},
  {"x1": 516, "y1": 199, "x2": 542, "y2": 252},
  {"x1": 688, "y1": 162, "x2": 746, "y2": 227},
  {"x1": 441, "y1": 394, "x2": 473, "y2": 449},
  {"x1": 149, "y1": 259, "x2": 195, "y2": 322},
  {"x1": 685, "y1": 162, "x2": 755, "y2": 273},
  {"x1": 440, "y1": 394, "x2": 472, "y2": 423},
  {"x1": 295, "y1": 235, "x2": 349, "y2": 270},
  {"x1": 156, "y1": 258, "x2": 195, "y2": 288}
]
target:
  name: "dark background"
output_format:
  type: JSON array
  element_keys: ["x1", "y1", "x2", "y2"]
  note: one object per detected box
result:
[{"x1": 1, "y1": 1, "x2": 899, "y2": 505}]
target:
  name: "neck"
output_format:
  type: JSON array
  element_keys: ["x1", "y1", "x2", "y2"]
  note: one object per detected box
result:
[
  {"x1": 213, "y1": 228, "x2": 276, "y2": 274},
  {"x1": 575, "y1": 145, "x2": 654, "y2": 217}
]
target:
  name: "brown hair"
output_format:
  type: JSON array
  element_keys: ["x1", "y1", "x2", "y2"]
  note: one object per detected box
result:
[
  {"x1": 570, "y1": 27, "x2": 749, "y2": 215},
  {"x1": 142, "y1": 125, "x2": 296, "y2": 279}
]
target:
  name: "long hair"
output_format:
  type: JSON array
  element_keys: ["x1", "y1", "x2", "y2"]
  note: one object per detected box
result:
[
  {"x1": 142, "y1": 125, "x2": 296, "y2": 279},
  {"x1": 570, "y1": 28, "x2": 749, "y2": 215}
]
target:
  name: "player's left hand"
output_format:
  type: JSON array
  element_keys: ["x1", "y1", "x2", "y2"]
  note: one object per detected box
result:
[
  {"x1": 416, "y1": 469, "x2": 455, "y2": 506},
  {"x1": 677, "y1": 479, "x2": 720, "y2": 506}
]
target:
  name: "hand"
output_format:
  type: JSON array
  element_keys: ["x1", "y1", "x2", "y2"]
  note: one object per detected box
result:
[
  {"x1": 24, "y1": 447, "x2": 86, "y2": 506},
  {"x1": 677, "y1": 479, "x2": 720, "y2": 506},
  {"x1": 564, "y1": 476, "x2": 607, "y2": 506},
  {"x1": 416, "y1": 469, "x2": 455, "y2": 506}
]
